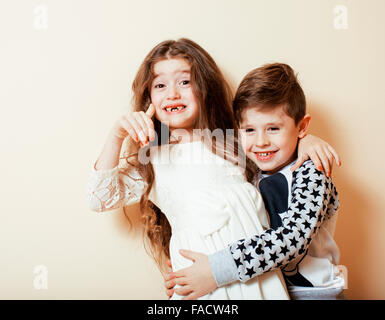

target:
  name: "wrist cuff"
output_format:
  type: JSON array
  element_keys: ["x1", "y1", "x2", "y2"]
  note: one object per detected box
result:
[{"x1": 208, "y1": 247, "x2": 239, "y2": 287}]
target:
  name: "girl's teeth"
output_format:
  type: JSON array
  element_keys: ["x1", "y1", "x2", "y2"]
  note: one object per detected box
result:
[{"x1": 166, "y1": 106, "x2": 185, "y2": 112}]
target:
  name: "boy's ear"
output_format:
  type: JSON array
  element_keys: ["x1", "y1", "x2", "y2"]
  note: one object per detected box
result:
[{"x1": 298, "y1": 114, "x2": 311, "y2": 138}]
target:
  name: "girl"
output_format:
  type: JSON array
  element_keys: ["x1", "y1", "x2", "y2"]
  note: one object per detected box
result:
[{"x1": 86, "y1": 38, "x2": 338, "y2": 299}]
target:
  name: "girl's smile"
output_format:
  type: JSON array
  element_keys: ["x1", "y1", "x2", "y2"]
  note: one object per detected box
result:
[{"x1": 162, "y1": 103, "x2": 187, "y2": 114}]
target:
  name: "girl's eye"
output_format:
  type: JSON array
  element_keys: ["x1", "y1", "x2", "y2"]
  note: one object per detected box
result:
[
  {"x1": 181, "y1": 80, "x2": 190, "y2": 86},
  {"x1": 154, "y1": 84, "x2": 165, "y2": 89},
  {"x1": 245, "y1": 128, "x2": 255, "y2": 133}
]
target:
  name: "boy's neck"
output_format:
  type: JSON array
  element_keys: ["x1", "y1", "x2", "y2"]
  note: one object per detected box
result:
[{"x1": 261, "y1": 157, "x2": 297, "y2": 176}]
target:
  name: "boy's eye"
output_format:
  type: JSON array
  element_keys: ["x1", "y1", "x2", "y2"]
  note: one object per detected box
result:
[{"x1": 268, "y1": 127, "x2": 279, "y2": 131}]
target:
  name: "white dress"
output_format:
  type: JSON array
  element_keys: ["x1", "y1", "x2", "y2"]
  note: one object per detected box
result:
[{"x1": 86, "y1": 141, "x2": 289, "y2": 300}]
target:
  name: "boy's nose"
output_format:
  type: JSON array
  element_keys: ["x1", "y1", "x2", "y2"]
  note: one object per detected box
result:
[{"x1": 254, "y1": 133, "x2": 270, "y2": 147}]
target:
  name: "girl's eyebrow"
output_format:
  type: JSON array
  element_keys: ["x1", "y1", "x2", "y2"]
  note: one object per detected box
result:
[{"x1": 153, "y1": 70, "x2": 190, "y2": 79}]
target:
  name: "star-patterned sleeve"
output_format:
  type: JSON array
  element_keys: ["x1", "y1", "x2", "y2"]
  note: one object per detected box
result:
[
  {"x1": 86, "y1": 162, "x2": 146, "y2": 212},
  {"x1": 208, "y1": 160, "x2": 339, "y2": 286}
]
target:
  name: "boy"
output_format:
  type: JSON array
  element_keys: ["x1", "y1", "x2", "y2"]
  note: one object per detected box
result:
[{"x1": 165, "y1": 63, "x2": 346, "y2": 300}]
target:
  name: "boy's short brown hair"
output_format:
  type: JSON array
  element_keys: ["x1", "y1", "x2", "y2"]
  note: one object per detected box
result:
[{"x1": 233, "y1": 63, "x2": 306, "y2": 125}]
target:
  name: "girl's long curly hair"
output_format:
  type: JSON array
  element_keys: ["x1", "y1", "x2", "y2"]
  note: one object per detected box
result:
[{"x1": 121, "y1": 38, "x2": 257, "y2": 272}]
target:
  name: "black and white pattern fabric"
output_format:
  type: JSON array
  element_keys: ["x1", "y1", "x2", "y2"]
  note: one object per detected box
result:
[{"x1": 228, "y1": 160, "x2": 339, "y2": 284}]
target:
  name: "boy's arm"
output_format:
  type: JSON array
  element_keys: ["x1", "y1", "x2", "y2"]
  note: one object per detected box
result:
[
  {"x1": 170, "y1": 160, "x2": 339, "y2": 298},
  {"x1": 209, "y1": 160, "x2": 339, "y2": 286}
]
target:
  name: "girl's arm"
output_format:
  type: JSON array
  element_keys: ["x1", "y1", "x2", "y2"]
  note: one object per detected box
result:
[
  {"x1": 86, "y1": 154, "x2": 146, "y2": 212},
  {"x1": 86, "y1": 105, "x2": 155, "y2": 212},
  {"x1": 168, "y1": 160, "x2": 339, "y2": 299},
  {"x1": 292, "y1": 134, "x2": 341, "y2": 176}
]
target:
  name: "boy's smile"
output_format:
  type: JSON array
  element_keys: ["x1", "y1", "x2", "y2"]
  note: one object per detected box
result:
[{"x1": 240, "y1": 105, "x2": 309, "y2": 174}]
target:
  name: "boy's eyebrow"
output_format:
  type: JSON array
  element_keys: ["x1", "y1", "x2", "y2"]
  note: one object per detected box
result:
[
  {"x1": 264, "y1": 121, "x2": 284, "y2": 126},
  {"x1": 240, "y1": 121, "x2": 283, "y2": 128}
]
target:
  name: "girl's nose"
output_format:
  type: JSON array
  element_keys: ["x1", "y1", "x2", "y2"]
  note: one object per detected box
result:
[{"x1": 167, "y1": 85, "x2": 181, "y2": 100}]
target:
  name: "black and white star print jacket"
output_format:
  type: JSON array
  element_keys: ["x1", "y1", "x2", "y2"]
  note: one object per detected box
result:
[{"x1": 208, "y1": 160, "x2": 345, "y2": 291}]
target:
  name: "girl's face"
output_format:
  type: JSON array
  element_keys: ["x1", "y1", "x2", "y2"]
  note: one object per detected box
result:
[{"x1": 150, "y1": 58, "x2": 199, "y2": 134}]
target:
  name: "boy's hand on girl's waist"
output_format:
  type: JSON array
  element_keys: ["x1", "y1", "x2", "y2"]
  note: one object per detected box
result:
[
  {"x1": 164, "y1": 259, "x2": 175, "y2": 299},
  {"x1": 164, "y1": 250, "x2": 218, "y2": 300}
]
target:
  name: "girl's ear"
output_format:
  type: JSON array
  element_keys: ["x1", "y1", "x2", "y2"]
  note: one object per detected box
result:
[{"x1": 298, "y1": 114, "x2": 311, "y2": 138}]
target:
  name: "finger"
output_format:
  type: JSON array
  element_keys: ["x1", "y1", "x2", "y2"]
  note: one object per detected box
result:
[
  {"x1": 138, "y1": 111, "x2": 155, "y2": 142},
  {"x1": 170, "y1": 270, "x2": 185, "y2": 279},
  {"x1": 174, "y1": 285, "x2": 193, "y2": 296},
  {"x1": 307, "y1": 149, "x2": 323, "y2": 173},
  {"x1": 164, "y1": 273, "x2": 176, "y2": 281},
  {"x1": 146, "y1": 103, "x2": 156, "y2": 118},
  {"x1": 124, "y1": 116, "x2": 144, "y2": 144},
  {"x1": 132, "y1": 113, "x2": 149, "y2": 144},
  {"x1": 166, "y1": 289, "x2": 174, "y2": 299},
  {"x1": 313, "y1": 146, "x2": 330, "y2": 176},
  {"x1": 179, "y1": 249, "x2": 197, "y2": 262},
  {"x1": 318, "y1": 146, "x2": 331, "y2": 177},
  {"x1": 174, "y1": 277, "x2": 189, "y2": 286},
  {"x1": 165, "y1": 280, "x2": 175, "y2": 290},
  {"x1": 327, "y1": 144, "x2": 341, "y2": 167},
  {"x1": 182, "y1": 292, "x2": 200, "y2": 300},
  {"x1": 120, "y1": 117, "x2": 138, "y2": 142},
  {"x1": 166, "y1": 259, "x2": 172, "y2": 269},
  {"x1": 290, "y1": 154, "x2": 308, "y2": 172},
  {"x1": 322, "y1": 145, "x2": 334, "y2": 176}
]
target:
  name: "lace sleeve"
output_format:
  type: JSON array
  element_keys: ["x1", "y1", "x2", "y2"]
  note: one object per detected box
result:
[{"x1": 86, "y1": 162, "x2": 146, "y2": 212}]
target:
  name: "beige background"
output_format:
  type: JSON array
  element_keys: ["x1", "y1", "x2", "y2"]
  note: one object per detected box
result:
[{"x1": 1, "y1": 0, "x2": 384, "y2": 299}]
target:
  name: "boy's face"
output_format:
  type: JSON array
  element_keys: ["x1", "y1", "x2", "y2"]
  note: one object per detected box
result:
[{"x1": 240, "y1": 105, "x2": 305, "y2": 174}]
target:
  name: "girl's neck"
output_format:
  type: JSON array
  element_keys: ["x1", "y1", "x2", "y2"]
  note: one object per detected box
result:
[{"x1": 169, "y1": 128, "x2": 201, "y2": 144}]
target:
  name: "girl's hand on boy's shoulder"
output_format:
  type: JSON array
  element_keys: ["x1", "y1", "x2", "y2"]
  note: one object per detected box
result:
[
  {"x1": 292, "y1": 134, "x2": 341, "y2": 177},
  {"x1": 111, "y1": 103, "x2": 156, "y2": 147}
]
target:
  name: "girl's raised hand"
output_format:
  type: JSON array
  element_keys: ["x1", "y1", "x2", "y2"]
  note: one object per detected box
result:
[
  {"x1": 291, "y1": 134, "x2": 341, "y2": 176},
  {"x1": 111, "y1": 103, "x2": 156, "y2": 147}
]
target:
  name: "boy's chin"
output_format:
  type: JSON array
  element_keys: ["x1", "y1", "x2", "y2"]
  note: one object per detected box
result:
[
  {"x1": 253, "y1": 159, "x2": 281, "y2": 174},
  {"x1": 257, "y1": 164, "x2": 276, "y2": 174},
  {"x1": 257, "y1": 160, "x2": 293, "y2": 174}
]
